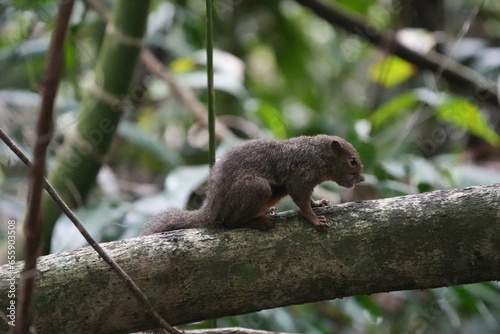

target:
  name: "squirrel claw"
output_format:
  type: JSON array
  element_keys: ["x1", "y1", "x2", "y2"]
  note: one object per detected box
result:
[
  {"x1": 317, "y1": 215, "x2": 327, "y2": 222},
  {"x1": 312, "y1": 215, "x2": 328, "y2": 232},
  {"x1": 311, "y1": 198, "x2": 331, "y2": 208},
  {"x1": 266, "y1": 207, "x2": 277, "y2": 215}
]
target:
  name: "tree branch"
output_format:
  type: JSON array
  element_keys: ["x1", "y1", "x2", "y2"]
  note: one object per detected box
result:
[
  {"x1": 293, "y1": 0, "x2": 499, "y2": 108},
  {"x1": 1, "y1": 184, "x2": 499, "y2": 333}
]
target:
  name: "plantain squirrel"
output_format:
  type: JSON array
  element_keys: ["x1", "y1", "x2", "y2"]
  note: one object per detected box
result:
[{"x1": 143, "y1": 135, "x2": 364, "y2": 234}]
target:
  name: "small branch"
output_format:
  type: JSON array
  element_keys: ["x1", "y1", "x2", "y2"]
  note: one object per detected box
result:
[
  {"x1": 293, "y1": 0, "x2": 499, "y2": 108},
  {"x1": 206, "y1": 0, "x2": 216, "y2": 167},
  {"x1": 15, "y1": 1, "x2": 75, "y2": 333}
]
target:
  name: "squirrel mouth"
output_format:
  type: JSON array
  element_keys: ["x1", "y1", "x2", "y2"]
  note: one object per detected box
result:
[
  {"x1": 347, "y1": 174, "x2": 365, "y2": 187},
  {"x1": 333, "y1": 174, "x2": 364, "y2": 188}
]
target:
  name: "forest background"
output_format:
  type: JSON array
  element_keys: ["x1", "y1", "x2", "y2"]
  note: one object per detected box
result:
[{"x1": 1, "y1": 0, "x2": 500, "y2": 333}]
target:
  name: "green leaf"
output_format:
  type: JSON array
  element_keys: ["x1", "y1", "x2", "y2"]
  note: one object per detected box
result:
[
  {"x1": 0, "y1": 39, "x2": 47, "y2": 90},
  {"x1": 256, "y1": 100, "x2": 287, "y2": 139},
  {"x1": 371, "y1": 91, "x2": 419, "y2": 126},
  {"x1": 464, "y1": 283, "x2": 500, "y2": 308},
  {"x1": 368, "y1": 56, "x2": 416, "y2": 87},
  {"x1": 437, "y1": 97, "x2": 500, "y2": 145},
  {"x1": 12, "y1": 0, "x2": 53, "y2": 9},
  {"x1": 354, "y1": 295, "x2": 383, "y2": 317},
  {"x1": 333, "y1": 0, "x2": 374, "y2": 14},
  {"x1": 452, "y1": 286, "x2": 480, "y2": 313}
]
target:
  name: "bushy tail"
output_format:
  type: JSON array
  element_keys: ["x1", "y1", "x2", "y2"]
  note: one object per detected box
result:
[{"x1": 142, "y1": 209, "x2": 204, "y2": 235}]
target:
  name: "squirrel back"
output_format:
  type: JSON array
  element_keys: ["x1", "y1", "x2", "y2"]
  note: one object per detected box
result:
[{"x1": 143, "y1": 135, "x2": 364, "y2": 234}]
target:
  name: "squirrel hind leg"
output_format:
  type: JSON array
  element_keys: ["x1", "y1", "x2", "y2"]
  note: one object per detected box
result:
[
  {"x1": 243, "y1": 215, "x2": 275, "y2": 230},
  {"x1": 222, "y1": 175, "x2": 281, "y2": 229}
]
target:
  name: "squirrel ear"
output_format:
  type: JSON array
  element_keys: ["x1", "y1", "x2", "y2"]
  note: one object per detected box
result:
[{"x1": 331, "y1": 140, "x2": 342, "y2": 152}]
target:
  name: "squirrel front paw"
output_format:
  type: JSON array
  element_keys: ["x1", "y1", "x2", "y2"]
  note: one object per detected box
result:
[
  {"x1": 311, "y1": 215, "x2": 329, "y2": 232},
  {"x1": 266, "y1": 206, "x2": 277, "y2": 215}
]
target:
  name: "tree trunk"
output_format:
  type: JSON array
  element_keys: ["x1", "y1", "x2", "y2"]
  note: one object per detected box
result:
[{"x1": 2, "y1": 184, "x2": 499, "y2": 333}]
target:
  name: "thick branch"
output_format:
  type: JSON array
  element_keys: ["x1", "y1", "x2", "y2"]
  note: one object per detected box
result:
[
  {"x1": 1, "y1": 184, "x2": 499, "y2": 333},
  {"x1": 293, "y1": 0, "x2": 499, "y2": 108}
]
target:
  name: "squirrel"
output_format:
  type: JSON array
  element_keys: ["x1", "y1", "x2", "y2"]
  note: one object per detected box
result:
[{"x1": 143, "y1": 135, "x2": 364, "y2": 234}]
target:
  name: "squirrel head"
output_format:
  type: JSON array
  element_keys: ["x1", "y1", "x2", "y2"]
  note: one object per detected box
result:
[{"x1": 330, "y1": 138, "x2": 365, "y2": 188}]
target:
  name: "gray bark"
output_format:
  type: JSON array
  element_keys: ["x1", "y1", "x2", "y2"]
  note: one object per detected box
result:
[{"x1": 1, "y1": 184, "x2": 499, "y2": 333}]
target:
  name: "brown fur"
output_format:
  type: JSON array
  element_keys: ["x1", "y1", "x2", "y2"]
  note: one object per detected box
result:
[{"x1": 143, "y1": 135, "x2": 364, "y2": 234}]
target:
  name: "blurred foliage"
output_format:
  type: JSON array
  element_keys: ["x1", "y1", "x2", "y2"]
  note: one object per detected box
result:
[{"x1": 1, "y1": 0, "x2": 500, "y2": 333}]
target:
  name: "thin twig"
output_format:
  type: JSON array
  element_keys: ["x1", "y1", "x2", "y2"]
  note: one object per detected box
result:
[
  {"x1": 206, "y1": 0, "x2": 216, "y2": 167},
  {"x1": 85, "y1": 0, "x2": 111, "y2": 21},
  {"x1": 293, "y1": 0, "x2": 499, "y2": 108},
  {"x1": 15, "y1": 1, "x2": 75, "y2": 333},
  {"x1": 392, "y1": 1, "x2": 486, "y2": 152},
  {"x1": 433, "y1": 1, "x2": 484, "y2": 85},
  {"x1": 140, "y1": 50, "x2": 234, "y2": 140}
]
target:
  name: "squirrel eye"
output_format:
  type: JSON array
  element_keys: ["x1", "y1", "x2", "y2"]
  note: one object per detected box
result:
[{"x1": 349, "y1": 157, "x2": 358, "y2": 167}]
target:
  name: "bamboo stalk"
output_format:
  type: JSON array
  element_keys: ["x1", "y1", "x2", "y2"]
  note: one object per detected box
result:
[{"x1": 40, "y1": 0, "x2": 151, "y2": 254}]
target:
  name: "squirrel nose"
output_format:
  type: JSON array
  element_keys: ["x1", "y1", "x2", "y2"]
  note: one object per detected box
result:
[{"x1": 360, "y1": 175, "x2": 365, "y2": 182}]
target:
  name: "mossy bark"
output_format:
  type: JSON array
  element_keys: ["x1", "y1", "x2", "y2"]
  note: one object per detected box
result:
[
  {"x1": 2, "y1": 184, "x2": 499, "y2": 333},
  {"x1": 40, "y1": 0, "x2": 151, "y2": 254}
]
